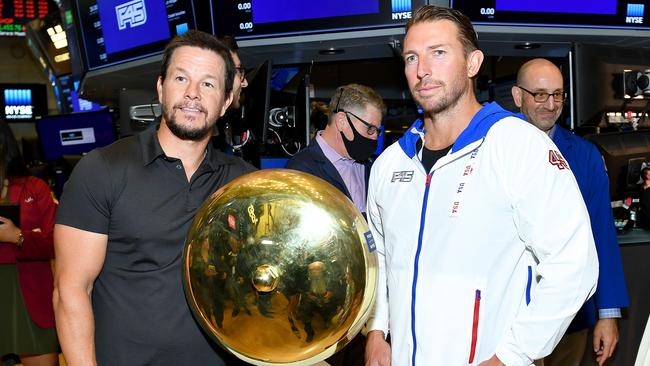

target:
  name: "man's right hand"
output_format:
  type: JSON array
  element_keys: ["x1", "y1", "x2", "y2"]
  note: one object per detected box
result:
[{"x1": 365, "y1": 330, "x2": 391, "y2": 366}]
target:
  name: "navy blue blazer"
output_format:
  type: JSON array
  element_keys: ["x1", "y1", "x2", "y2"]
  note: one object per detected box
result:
[
  {"x1": 286, "y1": 139, "x2": 372, "y2": 206},
  {"x1": 553, "y1": 125, "x2": 629, "y2": 332}
]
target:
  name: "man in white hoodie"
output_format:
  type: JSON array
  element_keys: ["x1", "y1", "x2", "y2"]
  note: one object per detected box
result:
[{"x1": 364, "y1": 5, "x2": 599, "y2": 366}]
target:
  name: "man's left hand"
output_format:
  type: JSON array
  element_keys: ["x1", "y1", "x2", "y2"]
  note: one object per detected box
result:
[
  {"x1": 593, "y1": 318, "x2": 619, "y2": 366},
  {"x1": 478, "y1": 355, "x2": 505, "y2": 366}
]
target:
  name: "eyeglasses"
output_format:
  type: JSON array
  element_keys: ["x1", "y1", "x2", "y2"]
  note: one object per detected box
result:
[
  {"x1": 341, "y1": 110, "x2": 382, "y2": 136},
  {"x1": 517, "y1": 85, "x2": 567, "y2": 103},
  {"x1": 235, "y1": 66, "x2": 246, "y2": 82},
  {"x1": 333, "y1": 88, "x2": 382, "y2": 136}
]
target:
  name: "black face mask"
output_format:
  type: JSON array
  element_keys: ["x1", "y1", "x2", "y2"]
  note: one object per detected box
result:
[{"x1": 340, "y1": 118, "x2": 377, "y2": 162}]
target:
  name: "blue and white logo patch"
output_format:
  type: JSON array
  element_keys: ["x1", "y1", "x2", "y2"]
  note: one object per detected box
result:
[{"x1": 364, "y1": 231, "x2": 376, "y2": 252}]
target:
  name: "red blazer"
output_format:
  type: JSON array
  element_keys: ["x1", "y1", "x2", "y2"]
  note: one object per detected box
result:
[{"x1": 4, "y1": 176, "x2": 57, "y2": 328}]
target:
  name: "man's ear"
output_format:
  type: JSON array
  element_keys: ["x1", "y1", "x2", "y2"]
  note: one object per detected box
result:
[
  {"x1": 156, "y1": 76, "x2": 163, "y2": 104},
  {"x1": 220, "y1": 91, "x2": 233, "y2": 117},
  {"x1": 467, "y1": 49, "x2": 484, "y2": 78},
  {"x1": 511, "y1": 85, "x2": 523, "y2": 108},
  {"x1": 334, "y1": 111, "x2": 345, "y2": 130}
]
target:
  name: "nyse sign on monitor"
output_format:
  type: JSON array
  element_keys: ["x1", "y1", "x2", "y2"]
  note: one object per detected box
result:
[
  {"x1": 116, "y1": 0, "x2": 148, "y2": 30},
  {"x1": 392, "y1": 11, "x2": 412, "y2": 20},
  {"x1": 5, "y1": 105, "x2": 33, "y2": 119},
  {"x1": 626, "y1": 16, "x2": 644, "y2": 24}
]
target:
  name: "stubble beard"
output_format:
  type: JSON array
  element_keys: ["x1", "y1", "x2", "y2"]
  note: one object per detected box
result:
[
  {"x1": 415, "y1": 77, "x2": 468, "y2": 116},
  {"x1": 531, "y1": 107, "x2": 561, "y2": 132},
  {"x1": 163, "y1": 103, "x2": 215, "y2": 141}
]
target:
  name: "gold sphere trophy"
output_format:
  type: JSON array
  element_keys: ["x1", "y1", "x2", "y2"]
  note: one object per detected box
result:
[{"x1": 183, "y1": 169, "x2": 378, "y2": 365}]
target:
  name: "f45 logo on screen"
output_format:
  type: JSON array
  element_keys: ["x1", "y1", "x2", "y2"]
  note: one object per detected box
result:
[
  {"x1": 116, "y1": 0, "x2": 147, "y2": 30},
  {"x1": 548, "y1": 150, "x2": 569, "y2": 170}
]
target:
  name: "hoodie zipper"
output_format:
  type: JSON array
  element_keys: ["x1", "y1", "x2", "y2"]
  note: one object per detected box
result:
[{"x1": 410, "y1": 172, "x2": 432, "y2": 366}]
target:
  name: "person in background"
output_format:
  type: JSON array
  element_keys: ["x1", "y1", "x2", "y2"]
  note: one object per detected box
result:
[
  {"x1": 512, "y1": 58, "x2": 629, "y2": 366},
  {"x1": 286, "y1": 83, "x2": 385, "y2": 365},
  {"x1": 364, "y1": 6, "x2": 598, "y2": 366},
  {"x1": 212, "y1": 35, "x2": 249, "y2": 155},
  {"x1": 53, "y1": 30, "x2": 255, "y2": 365},
  {"x1": 287, "y1": 84, "x2": 385, "y2": 217},
  {"x1": 0, "y1": 120, "x2": 59, "y2": 366},
  {"x1": 217, "y1": 35, "x2": 248, "y2": 110}
]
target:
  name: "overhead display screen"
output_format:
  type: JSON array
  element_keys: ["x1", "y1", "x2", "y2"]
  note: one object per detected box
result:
[
  {"x1": 0, "y1": 83, "x2": 48, "y2": 121},
  {"x1": 0, "y1": 0, "x2": 55, "y2": 36},
  {"x1": 212, "y1": 0, "x2": 426, "y2": 39},
  {"x1": 75, "y1": 0, "x2": 197, "y2": 70},
  {"x1": 450, "y1": 0, "x2": 650, "y2": 29}
]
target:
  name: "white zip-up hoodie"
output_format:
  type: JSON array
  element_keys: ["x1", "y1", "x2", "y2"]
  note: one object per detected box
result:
[{"x1": 366, "y1": 102, "x2": 598, "y2": 366}]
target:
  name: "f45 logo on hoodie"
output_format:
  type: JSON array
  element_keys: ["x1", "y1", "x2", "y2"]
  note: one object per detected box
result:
[
  {"x1": 549, "y1": 150, "x2": 570, "y2": 170},
  {"x1": 391, "y1": 170, "x2": 414, "y2": 182}
]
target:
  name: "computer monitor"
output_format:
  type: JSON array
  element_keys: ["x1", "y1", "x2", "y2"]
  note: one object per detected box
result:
[
  {"x1": 36, "y1": 110, "x2": 117, "y2": 160},
  {"x1": 73, "y1": 0, "x2": 198, "y2": 70},
  {"x1": 451, "y1": 0, "x2": 650, "y2": 30},
  {"x1": 573, "y1": 43, "x2": 650, "y2": 127},
  {"x1": 244, "y1": 60, "x2": 273, "y2": 145},
  {"x1": 212, "y1": 0, "x2": 427, "y2": 39},
  {"x1": 1, "y1": 83, "x2": 48, "y2": 121},
  {"x1": 587, "y1": 130, "x2": 650, "y2": 200}
]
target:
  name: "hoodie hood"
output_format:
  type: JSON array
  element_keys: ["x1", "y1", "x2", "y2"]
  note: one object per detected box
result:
[{"x1": 398, "y1": 102, "x2": 524, "y2": 159}]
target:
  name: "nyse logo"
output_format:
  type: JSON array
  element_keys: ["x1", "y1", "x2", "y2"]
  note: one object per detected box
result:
[
  {"x1": 391, "y1": 0, "x2": 411, "y2": 13},
  {"x1": 391, "y1": 170, "x2": 414, "y2": 183},
  {"x1": 4, "y1": 89, "x2": 33, "y2": 119},
  {"x1": 626, "y1": 3, "x2": 645, "y2": 24},
  {"x1": 392, "y1": 12, "x2": 412, "y2": 20},
  {"x1": 5, "y1": 105, "x2": 33, "y2": 118},
  {"x1": 116, "y1": 0, "x2": 147, "y2": 30}
]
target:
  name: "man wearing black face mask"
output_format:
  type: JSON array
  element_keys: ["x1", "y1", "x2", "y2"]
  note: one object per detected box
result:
[
  {"x1": 287, "y1": 84, "x2": 385, "y2": 219},
  {"x1": 287, "y1": 85, "x2": 384, "y2": 364}
]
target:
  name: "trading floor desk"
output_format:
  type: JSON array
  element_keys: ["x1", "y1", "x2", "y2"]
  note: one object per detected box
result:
[{"x1": 581, "y1": 229, "x2": 650, "y2": 366}]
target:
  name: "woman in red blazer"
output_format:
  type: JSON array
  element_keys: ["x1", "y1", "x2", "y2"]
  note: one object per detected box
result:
[{"x1": 0, "y1": 120, "x2": 59, "y2": 366}]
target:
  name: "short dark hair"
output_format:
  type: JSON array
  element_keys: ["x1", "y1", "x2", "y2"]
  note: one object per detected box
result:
[
  {"x1": 328, "y1": 84, "x2": 386, "y2": 124},
  {"x1": 406, "y1": 5, "x2": 479, "y2": 56},
  {"x1": 0, "y1": 120, "x2": 30, "y2": 183},
  {"x1": 159, "y1": 30, "x2": 235, "y2": 99},
  {"x1": 215, "y1": 35, "x2": 239, "y2": 52}
]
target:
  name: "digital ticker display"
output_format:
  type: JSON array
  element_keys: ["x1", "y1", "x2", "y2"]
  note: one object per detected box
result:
[
  {"x1": 74, "y1": 0, "x2": 198, "y2": 70},
  {"x1": 0, "y1": 0, "x2": 55, "y2": 36},
  {"x1": 212, "y1": 0, "x2": 426, "y2": 39},
  {"x1": 450, "y1": 0, "x2": 650, "y2": 30}
]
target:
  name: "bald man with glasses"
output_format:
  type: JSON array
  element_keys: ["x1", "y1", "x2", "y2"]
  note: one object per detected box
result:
[{"x1": 512, "y1": 58, "x2": 629, "y2": 366}]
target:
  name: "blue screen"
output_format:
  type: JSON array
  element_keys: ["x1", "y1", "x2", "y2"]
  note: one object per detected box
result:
[
  {"x1": 36, "y1": 110, "x2": 117, "y2": 160},
  {"x1": 75, "y1": 0, "x2": 196, "y2": 70},
  {"x1": 213, "y1": 0, "x2": 425, "y2": 40},
  {"x1": 97, "y1": 0, "x2": 171, "y2": 54},
  {"x1": 495, "y1": 0, "x2": 616, "y2": 14},
  {"x1": 252, "y1": 0, "x2": 379, "y2": 24},
  {"x1": 0, "y1": 83, "x2": 48, "y2": 121}
]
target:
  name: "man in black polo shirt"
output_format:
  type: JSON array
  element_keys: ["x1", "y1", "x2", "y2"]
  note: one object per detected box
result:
[{"x1": 53, "y1": 30, "x2": 255, "y2": 365}]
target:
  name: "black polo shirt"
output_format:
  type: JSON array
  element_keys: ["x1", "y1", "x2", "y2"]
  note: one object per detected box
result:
[{"x1": 56, "y1": 126, "x2": 255, "y2": 365}]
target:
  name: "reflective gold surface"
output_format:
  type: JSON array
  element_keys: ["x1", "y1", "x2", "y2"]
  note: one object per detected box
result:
[{"x1": 183, "y1": 169, "x2": 378, "y2": 365}]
